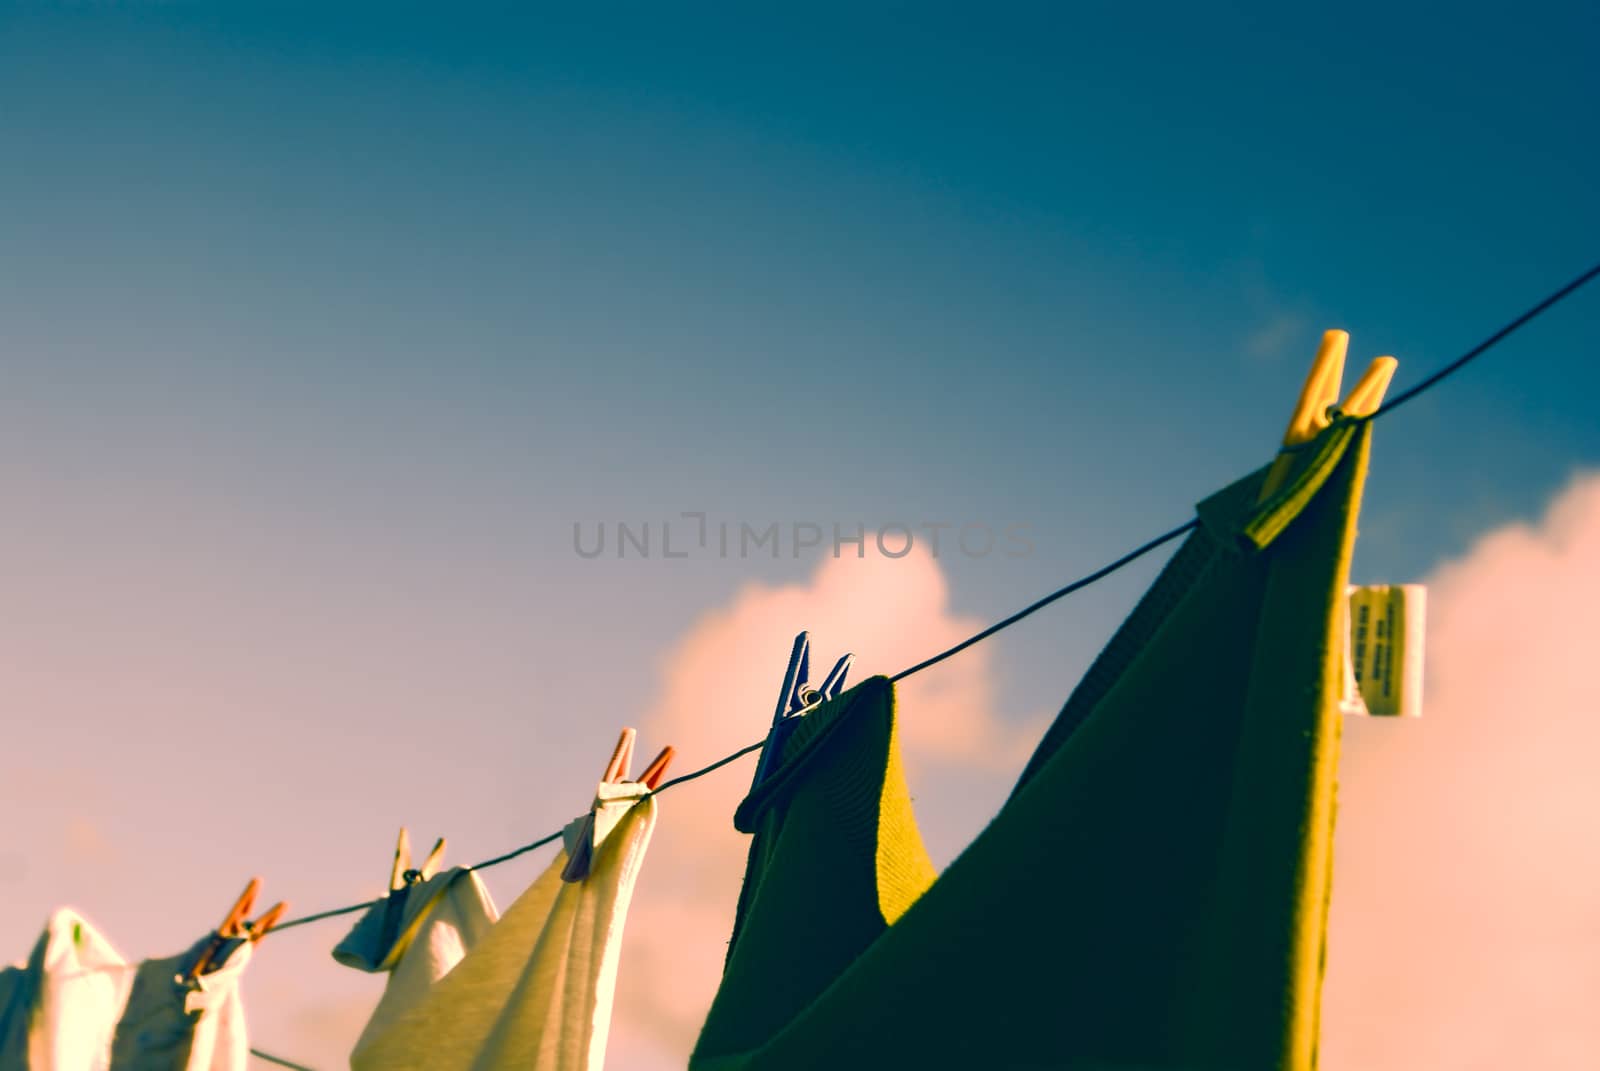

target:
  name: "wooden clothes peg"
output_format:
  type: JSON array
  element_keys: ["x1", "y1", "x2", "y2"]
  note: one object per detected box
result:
[
  {"x1": 603, "y1": 728, "x2": 637, "y2": 784},
  {"x1": 1259, "y1": 330, "x2": 1398, "y2": 502},
  {"x1": 561, "y1": 729, "x2": 675, "y2": 883},
  {"x1": 376, "y1": 827, "x2": 449, "y2": 952},
  {"x1": 592, "y1": 727, "x2": 674, "y2": 791},
  {"x1": 187, "y1": 877, "x2": 287, "y2": 981},
  {"x1": 388, "y1": 826, "x2": 448, "y2": 891},
  {"x1": 639, "y1": 745, "x2": 675, "y2": 790}
]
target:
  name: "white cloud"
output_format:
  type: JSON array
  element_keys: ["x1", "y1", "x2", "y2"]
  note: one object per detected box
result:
[{"x1": 62, "y1": 817, "x2": 118, "y2": 868}]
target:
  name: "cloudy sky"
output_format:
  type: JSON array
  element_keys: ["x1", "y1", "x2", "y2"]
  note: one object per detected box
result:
[{"x1": 2, "y1": 4, "x2": 1597, "y2": 1068}]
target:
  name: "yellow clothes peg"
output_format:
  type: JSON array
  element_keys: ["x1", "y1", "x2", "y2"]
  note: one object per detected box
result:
[{"x1": 1259, "y1": 330, "x2": 1397, "y2": 502}]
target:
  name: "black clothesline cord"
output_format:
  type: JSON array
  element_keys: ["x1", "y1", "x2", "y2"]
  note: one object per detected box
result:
[
  {"x1": 268, "y1": 518, "x2": 1199, "y2": 941},
  {"x1": 257, "y1": 258, "x2": 1600, "y2": 939},
  {"x1": 247, "y1": 1049, "x2": 317, "y2": 1071},
  {"x1": 888, "y1": 519, "x2": 1200, "y2": 682},
  {"x1": 1376, "y1": 261, "x2": 1600, "y2": 417}
]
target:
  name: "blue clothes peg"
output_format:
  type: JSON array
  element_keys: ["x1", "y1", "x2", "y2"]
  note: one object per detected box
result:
[{"x1": 749, "y1": 631, "x2": 854, "y2": 792}]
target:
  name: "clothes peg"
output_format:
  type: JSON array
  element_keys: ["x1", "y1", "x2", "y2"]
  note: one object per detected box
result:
[
  {"x1": 250, "y1": 901, "x2": 288, "y2": 937},
  {"x1": 558, "y1": 729, "x2": 627, "y2": 884},
  {"x1": 1259, "y1": 330, "x2": 1399, "y2": 502},
  {"x1": 749, "y1": 632, "x2": 854, "y2": 792},
  {"x1": 187, "y1": 878, "x2": 287, "y2": 980},
  {"x1": 603, "y1": 728, "x2": 637, "y2": 784},
  {"x1": 386, "y1": 825, "x2": 448, "y2": 887},
  {"x1": 377, "y1": 827, "x2": 449, "y2": 951},
  {"x1": 389, "y1": 826, "x2": 413, "y2": 891},
  {"x1": 561, "y1": 730, "x2": 675, "y2": 883},
  {"x1": 639, "y1": 746, "x2": 675, "y2": 790},
  {"x1": 1340, "y1": 355, "x2": 1398, "y2": 418}
]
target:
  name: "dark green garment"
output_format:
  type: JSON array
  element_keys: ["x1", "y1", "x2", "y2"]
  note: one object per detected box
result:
[
  {"x1": 692, "y1": 417, "x2": 1374, "y2": 1071},
  {"x1": 700, "y1": 675, "x2": 938, "y2": 1060}
]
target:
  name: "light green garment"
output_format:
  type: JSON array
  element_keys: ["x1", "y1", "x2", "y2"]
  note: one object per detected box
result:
[
  {"x1": 350, "y1": 782, "x2": 659, "y2": 1071},
  {"x1": 693, "y1": 417, "x2": 1374, "y2": 1071}
]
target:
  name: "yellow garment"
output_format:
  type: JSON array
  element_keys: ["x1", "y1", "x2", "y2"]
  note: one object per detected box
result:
[
  {"x1": 350, "y1": 782, "x2": 659, "y2": 1071},
  {"x1": 694, "y1": 416, "x2": 1374, "y2": 1070}
]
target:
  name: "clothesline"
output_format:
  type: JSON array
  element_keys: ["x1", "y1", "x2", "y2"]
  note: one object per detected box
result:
[
  {"x1": 178, "y1": 252, "x2": 1600, "y2": 1071},
  {"x1": 263, "y1": 258, "x2": 1600, "y2": 941},
  {"x1": 248, "y1": 1049, "x2": 317, "y2": 1071},
  {"x1": 266, "y1": 520, "x2": 1203, "y2": 937},
  {"x1": 245, "y1": 262, "x2": 1600, "y2": 1069}
]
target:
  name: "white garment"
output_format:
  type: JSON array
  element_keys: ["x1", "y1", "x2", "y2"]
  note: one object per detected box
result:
[
  {"x1": 0, "y1": 908, "x2": 133, "y2": 1071},
  {"x1": 347, "y1": 782, "x2": 660, "y2": 1071},
  {"x1": 108, "y1": 934, "x2": 253, "y2": 1071},
  {"x1": 332, "y1": 867, "x2": 499, "y2": 1062},
  {"x1": 0, "y1": 910, "x2": 254, "y2": 1071}
]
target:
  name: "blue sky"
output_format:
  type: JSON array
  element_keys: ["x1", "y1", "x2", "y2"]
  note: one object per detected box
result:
[{"x1": 2, "y1": 3, "x2": 1596, "y2": 1067}]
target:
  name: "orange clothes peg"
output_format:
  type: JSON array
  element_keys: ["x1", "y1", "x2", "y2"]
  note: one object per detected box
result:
[
  {"x1": 603, "y1": 728, "x2": 638, "y2": 783},
  {"x1": 249, "y1": 901, "x2": 288, "y2": 939},
  {"x1": 601, "y1": 729, "x2": 672, "y2": 788},
  {"x1": 561, "y1": 732, "x2": 673, "y2": 883},
  {"x1": 639, "y1": 746, "x2": 675, "y2": 790},
  {"x1": 216, "y1": 877, "x2": 260, "y2": 940},
  {"x1": 188, "y1": 877, "x2": 287, "y2": 979},
  {"x1": 1259, "y1": 330, "x2": 1398, "y2": 502}
]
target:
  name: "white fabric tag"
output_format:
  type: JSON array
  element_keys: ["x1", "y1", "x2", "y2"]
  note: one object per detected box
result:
[{"x1": 1341, "y1": 584, "x2": 1426, "y2": 717}]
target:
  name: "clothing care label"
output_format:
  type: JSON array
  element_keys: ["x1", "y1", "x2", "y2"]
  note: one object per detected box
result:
[{"x1": 1340, "y1": 584, "x2": 1426, "y2": 717}]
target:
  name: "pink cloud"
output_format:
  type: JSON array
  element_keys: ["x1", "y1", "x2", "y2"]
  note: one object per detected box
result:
[
  {"x1": 62, "y1": 817, "x2": 118, "y2": 869},
  {"x1": 1323, "y1": 470, "x2": 1600, "y2": 1068}
]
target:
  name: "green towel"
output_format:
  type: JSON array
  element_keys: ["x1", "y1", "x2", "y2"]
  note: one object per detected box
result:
[{"x1": 692, "y1": 416, "x2": 1374, "y2": 1071}]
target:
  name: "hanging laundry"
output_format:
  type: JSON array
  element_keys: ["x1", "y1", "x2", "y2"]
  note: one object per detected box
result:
[
  {"x1": 108, "y1": 936, "x2": 253, "y2": 1071},
  {"x1": 698, "y1": 675, "x2": 935, "y2": 1058},
  {"x1": 691, "y1": 410, "x2": 1379, "y2": 1070},
  {"x1": 332, "y1": 831, "x2": 500, "y2": 1063},
  {"x1": 0, "y1": 908, "x2": 132, "y2": 1070},
  {"x1": 338, "y1": 743, "x2": 666, "y2": 1071},
  {"x1": 1, "y1": 898, "x2": 272, "y2": 1071}
]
